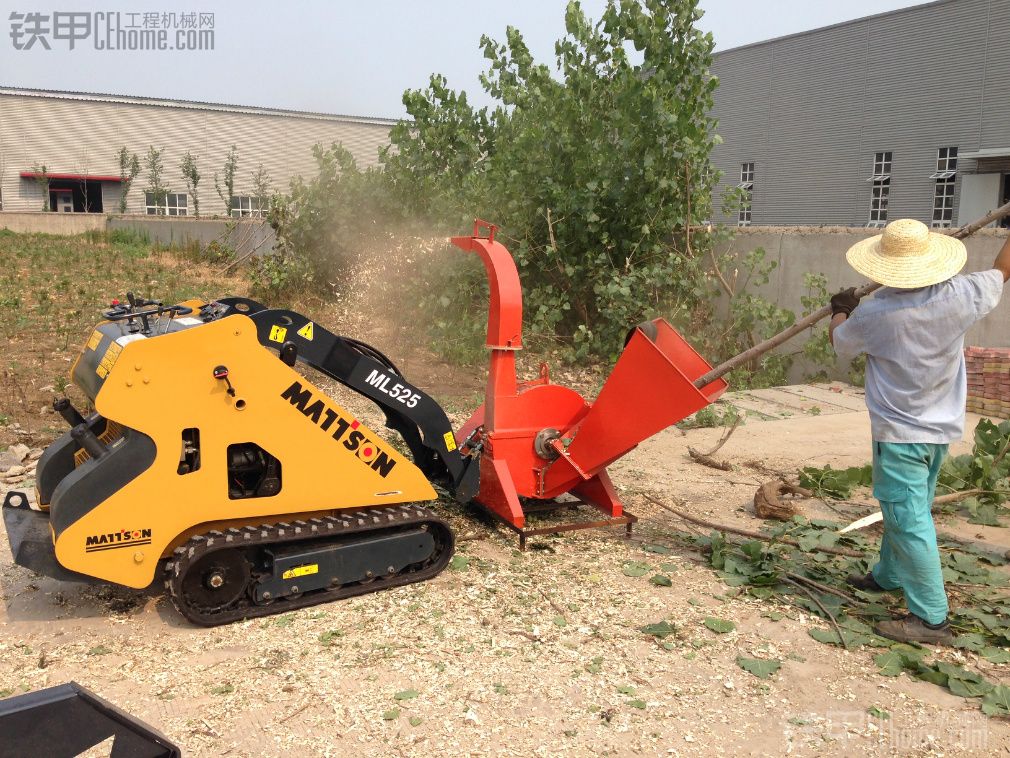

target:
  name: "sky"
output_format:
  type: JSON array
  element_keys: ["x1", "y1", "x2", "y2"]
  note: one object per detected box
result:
[{"x1": 0, "y1": 0, "x2": 928, "y2": 119}]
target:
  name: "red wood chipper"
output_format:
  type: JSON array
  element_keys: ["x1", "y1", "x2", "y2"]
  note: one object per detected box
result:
[{"x1": 453, "y1": 221, "x2": 728, "y2": 544}]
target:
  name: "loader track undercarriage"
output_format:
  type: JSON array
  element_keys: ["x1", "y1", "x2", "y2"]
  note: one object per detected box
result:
[{"x1": 165, "y1": 504, "x2": 453, "y2": 626}]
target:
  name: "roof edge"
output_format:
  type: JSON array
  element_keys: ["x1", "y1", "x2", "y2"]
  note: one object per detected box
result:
[
  {"x1": 712, "y1": 0, "x2": 953, "y2": 57},
  {"x1": 0, "y1": 85, "x2": 401, "y2": 126}
]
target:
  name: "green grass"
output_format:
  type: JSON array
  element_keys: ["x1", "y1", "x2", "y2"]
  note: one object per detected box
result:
[{"x1": 0, "y1": 230, "x2": 241, "y2": 338}]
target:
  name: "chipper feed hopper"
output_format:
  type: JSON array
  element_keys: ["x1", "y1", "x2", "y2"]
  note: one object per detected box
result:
[{"x1": 2, "y1": 220, "x2": 725, "y2": 625}]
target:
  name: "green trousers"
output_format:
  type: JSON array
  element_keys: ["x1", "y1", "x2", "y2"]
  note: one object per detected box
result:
[{"x1": 870, "y1": 441, "x2": 949, "y2": 625}]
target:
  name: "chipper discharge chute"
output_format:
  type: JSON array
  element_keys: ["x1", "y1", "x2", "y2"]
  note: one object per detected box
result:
[{"x1": 1, "y1": 220, "x2": 725, "y2": 624}]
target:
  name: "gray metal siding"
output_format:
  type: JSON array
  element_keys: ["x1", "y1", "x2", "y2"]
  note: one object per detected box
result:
[
  {"x1": 711, "y1": 0, "x2": 999, "y2": 226},
  {"x1": 0, "y1": 93, "x2": 393, "y2": 215}
]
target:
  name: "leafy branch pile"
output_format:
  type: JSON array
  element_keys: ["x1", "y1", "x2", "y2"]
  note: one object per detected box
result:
[
  {"x1": 800, "y1": 418, "x2": 1010, "y2": 527},
  {"x1": 693, "y1": 516, "x2": 1010, "y2": 717},
  {"x1": 937, "y1": 418, "x2": 1010, "y2": 526}
]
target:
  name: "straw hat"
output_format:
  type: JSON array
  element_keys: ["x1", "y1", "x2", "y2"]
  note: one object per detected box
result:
[{"x1": 845, "y1": 219, "x2": 966, "y2": 288}]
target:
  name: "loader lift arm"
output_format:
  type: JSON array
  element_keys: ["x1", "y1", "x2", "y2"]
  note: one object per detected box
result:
[{"x1": 214, "y1": 297, "x2": 478, "y2": 503}]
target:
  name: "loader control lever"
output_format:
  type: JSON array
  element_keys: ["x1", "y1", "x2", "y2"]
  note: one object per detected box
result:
[
  {"x1": 213, "y1": 366, "x2": 236, "y2": 396},
  {"x1": 103, "y1": 292, "x2": 193, "y2": 335}
]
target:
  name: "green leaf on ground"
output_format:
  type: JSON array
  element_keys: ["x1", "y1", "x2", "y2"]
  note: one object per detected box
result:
[
  {"x1": 910, "y1": 662, "x2": 949, "y2": 687},
  {"x1": 209, "y1": 683, "x2": 234, "y2": 696},
  {"x1": 552, "y1": 615, "x2": 567, "y2": 627},
  {"x1": 627, "y1": 698, "x2": 647, "y2": 709},
  {"x1": 873, "y1": 650, "x2": 907, "y2": 677},
  {"x1": 318, "y1": 630, "x2": 344, "y2": 646},
  {"x1": 409, "y1": 716, "x2": 423, "y2": 727},
  {"x1": 649, "y1": 574, "x2": 673, "y2": 587},
  {"x1": 622, "y1": 561, "x2": 651, "y2": 577},
  {"x1": 980, "y1": 646, "x2": 1010, "y2": 664},
  {"x1": 953, "y1": 633, "x2": 988, "y2": 652},
  {"x1": 660, "y1": 562, "x2": 679, "y2": 573},
  {"x1": 382, "y1": 708, "x2": 400, "y2": 721},
  {"x1": 736, "y1": 657, "x2": 781, "y2": 679},
  {"x1": 449, "y1": 555, "x2": 470, "y2": 571},
  {"x1": 642, "y1": 543, "x2": 672, "y2": 555},
  {"x1": 617, "y1": 685, "x2": 636, "y2": 695},
  {"x1": 394, "y1": 689, "x2": 419, "y2": 701},
  {"x1": 982, "y1": 685, "x2": 1010, "y2": 716},
  {"x1": 948, "y1": 677, "x2": 995, "y2": 699},
  {"x1": 867, "y1": 706, "x2": 890, "y2": 720},
  {"x1": 808, "y1": 627, "x2": 871, "y2": 648},
  {"x1": 640, "y1": 621, "x2": 676, "y2": 639},
  {"x1": 86, "y1": 645, "x2": 111, "y2": 656},
  {"x1": 703, "y1": 617, "x2": 735, "y2": 634}
]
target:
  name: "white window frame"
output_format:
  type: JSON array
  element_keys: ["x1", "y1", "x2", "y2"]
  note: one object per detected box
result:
[
  {"x1": 231, "y1": 195, "x2": 266, "y2": 218},
  {"x1": 930, "y1": 147, "x2": 957, "y2": 228},
  {"x1": 868, "y1": 152, "x2": 891, "y2": 226},
  {"x1": 145, "y1": 192, "x2": 188, "y2": 216},
  {"x1": 738, "y1": 162, "x2": 754, "y2": 226}
]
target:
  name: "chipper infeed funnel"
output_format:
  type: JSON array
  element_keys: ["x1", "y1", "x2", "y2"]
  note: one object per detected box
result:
[{"x1": 452, "y1": 221, "x2": 727, "y2": 538}]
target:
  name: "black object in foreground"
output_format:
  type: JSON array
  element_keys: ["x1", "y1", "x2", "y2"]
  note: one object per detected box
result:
[{"x1": 0, "y1": 681, "x2": 181, "y2": 758}]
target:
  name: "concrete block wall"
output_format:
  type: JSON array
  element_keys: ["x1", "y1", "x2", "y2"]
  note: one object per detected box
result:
[
  {"x1": 0, "y1": 211, "x2": 105, "y2": 235},
  {"x1": 108, "y1": 216, "x2": 275, "y2": 258},
  {"x1": 0, "y1": 211, "x2": 275, "y2": 259}
]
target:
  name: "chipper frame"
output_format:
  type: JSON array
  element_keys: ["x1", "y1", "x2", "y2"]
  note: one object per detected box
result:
[{"x1": 2, "y1": 221, "x2": 725, "y2": 625}]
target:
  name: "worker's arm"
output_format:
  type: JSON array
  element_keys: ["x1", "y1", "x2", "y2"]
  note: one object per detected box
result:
[
  {"x1": 828, "y1": 313, "x2": 848, "y2": 346},
  {"x1": 993, "y1": 234, "x2": 1010, "y2": 282},
  {"x1": 828, "y1": 288, "x2": 860, "y2": 347}
]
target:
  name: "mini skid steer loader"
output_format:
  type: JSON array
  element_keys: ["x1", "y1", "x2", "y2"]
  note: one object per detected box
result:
[{"x1": 3, "y1": 221, "x2": 726, "y2": 626}]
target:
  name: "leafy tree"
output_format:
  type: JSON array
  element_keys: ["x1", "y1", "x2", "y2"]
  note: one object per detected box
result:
[
  {"x1": 144, "y1": 146, "x2": 168, "y2": 215},
  {"x1": 251, "y1": 164, "x2": 271, "y2": 216},
  {"x1": 32, "y1": 163, "x2": 51, "y2": 211},
  {"x1": 381, "y1": 0, "x2": 722, "y2": 356},
  {"x1": 215, "y1": 145, "x2": 238, "y2": 216},
  {"x1": 116, "y1": 147, "x2": 141, "y2": 213},
  {"x1": 180, "y1": 151, "x2": 201, "y2": 217}
]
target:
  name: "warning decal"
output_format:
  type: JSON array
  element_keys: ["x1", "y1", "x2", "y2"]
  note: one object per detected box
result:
[
  {"x1": 443, "y1": 431, "x2": 458, "y2": 452},
  {"x1": 296, "y1": 322, "x2": 315, "y2": 341},
  {"x1": 282, "y1": 564, "x2": 319, "y2": 580},
  {"x1": 96, "y1": 341, "x2": 123, "y2": 379},
  {"x1": 268, "y1": 325, "x2": 288, "y2": 343},
  {"x1": 86, "y1": 330, "x2": 103, "y2": 352}
]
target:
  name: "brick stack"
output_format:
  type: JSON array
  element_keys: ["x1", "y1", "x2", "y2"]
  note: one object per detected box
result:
[{"x1": 966, "y1": 347, "x2": 1010, "y2": 419}]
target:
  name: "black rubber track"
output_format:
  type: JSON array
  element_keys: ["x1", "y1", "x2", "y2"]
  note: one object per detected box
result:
[{"x1": 165, "y1": 504, "x2": 454, "y2": 627}]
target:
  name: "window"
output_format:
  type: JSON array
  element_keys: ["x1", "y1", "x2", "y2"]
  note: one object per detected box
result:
[
  {"x1": 230, "y1": 195, "x2": 266, "y2": 218},
  {"x1": 145, "y1": 192, "x2": 188, "y2": 216},
  {"x1": 931, "y1": 146, "x2": 958, "y2": 228},
  {"x1": 737, "y1": 162, "x2": 754, "y2": 226},
  {"x1": 867, "y1": 151, "x2": 891, "y2": 227}
]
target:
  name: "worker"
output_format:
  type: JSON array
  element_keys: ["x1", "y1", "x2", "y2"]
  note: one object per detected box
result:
[{"x1": 829, "y1": 218, "x2": 1010, "y2": 645}]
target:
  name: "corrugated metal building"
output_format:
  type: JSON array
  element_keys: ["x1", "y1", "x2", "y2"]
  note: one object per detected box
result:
[
  {"x1": 0, "y1": 87, "x2": 395, "y2": 216},
  {"x1": 710, "y1": 0, "x2": 1010, "y2": 228}
]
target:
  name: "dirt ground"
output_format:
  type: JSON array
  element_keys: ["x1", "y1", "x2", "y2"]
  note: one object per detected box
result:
[{"x1": 2, "y1": 380, "x2": 1008, "y2": 756}]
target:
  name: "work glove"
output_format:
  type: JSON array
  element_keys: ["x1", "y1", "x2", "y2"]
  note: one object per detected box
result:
[{"x1": 830, "y1": 287, "x2": 860, "y2": 317}]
